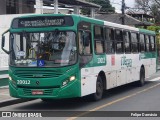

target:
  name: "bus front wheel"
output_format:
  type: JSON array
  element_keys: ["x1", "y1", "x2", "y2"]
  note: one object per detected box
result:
[{"x1": 91, "y1": 76, "x2": 103, "y2": 101}]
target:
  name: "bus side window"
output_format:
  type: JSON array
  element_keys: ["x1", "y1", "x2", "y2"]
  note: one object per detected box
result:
[
  {"x1": 106, "y1": 28, "x2": 115, "y2": 53},
  {"x1": 140, "y1": 34, "x2": 145, "y2": 52},
  {"x1": 94, "y1": 26, "x2": 105, "y2": 54},
  {"x1": 78, "y1": 30, "x2": 92, "y2": 67},
  {"x1": 79, "y1": 31, "x2": 92, "y2": 55},
  {"x1": 115, "y1": 30, "x2": 123, "y2": 53},
  {"x1": 150, "y1": 36, "x2": 156, "y2": 52},
  {"x1": 131, "y1": 33, "x2": 138, "y2": 53},
  {"x1": 145, "y1": 35, "x2": 150, "y2": 52},
  {"x1": 123, "y1": 31, "x2": 131, "y2": 53}
]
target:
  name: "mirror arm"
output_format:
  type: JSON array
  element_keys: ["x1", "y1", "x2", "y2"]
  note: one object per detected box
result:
[
  {"x1": 2, "y1": 29, "x2": 9, "y2": 36},
  {"x1": 1, "y1": 29, "x2": 10, "y2": 54},
  {"x1": 2, "y1": 47, "x2": 10, "y2": 54}
]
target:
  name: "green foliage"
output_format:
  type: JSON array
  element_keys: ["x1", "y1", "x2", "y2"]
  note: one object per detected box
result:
[
  {"x1": 81, "y1": 0, "x2": 115, "y2": 15},
  {"x1": 147, "y1": 26, "x2": 160, "y2": 46},
  {"x1": 147, "y1": 26, "x2": 160, "y2": 34},
  {"x1": 88, "y1": 0, "x2": 115, "y2": 12}
]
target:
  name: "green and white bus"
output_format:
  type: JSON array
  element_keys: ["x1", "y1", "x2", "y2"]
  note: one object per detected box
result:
[{"x1": 1, "y1": 14, "x2": 157, "y2": 101}]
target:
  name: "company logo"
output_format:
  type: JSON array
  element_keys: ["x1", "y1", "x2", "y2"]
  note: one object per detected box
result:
[
  {"x1": 33, "y1": 74, "x2": 43, "y2": 77},
  {"x1": 2, "y1": 112, "x2": 11, "y2": 117},
  {"x1": 121, "y1": 56, "x2": 132, "y2": 67},
  {"x1": 36, "y1": 81, "x2": 40, "y2": 85},
  {"x1": 1, "y1": 112, "x2": 42, "y2": 117}
]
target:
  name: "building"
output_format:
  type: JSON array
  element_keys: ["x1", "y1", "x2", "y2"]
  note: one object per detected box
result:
[
  {"x1": 0, "y1": 0, "x2": 34, "y2": 14},
  {"x1": 126, "y1": 12, "x2": 155, "y2": 23},
  {"x1": 95, "y1": 13, "x2": 153, "y2": 27},
  {"x1": 0, "y1": 0, "x2": 100, "y2": 15}
]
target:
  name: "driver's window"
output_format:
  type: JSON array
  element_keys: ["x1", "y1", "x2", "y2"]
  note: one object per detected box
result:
[
  {"x1": 11, "y1": 33, "x2": 27, "y2": 60},
  {"x1": 78, "y1": 30, "x2": 91, "y2": 55}
]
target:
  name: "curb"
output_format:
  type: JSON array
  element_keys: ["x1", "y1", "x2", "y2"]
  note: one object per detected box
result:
[{"x1": 0, "y1": 98, "x2": 35, "y2": 108}]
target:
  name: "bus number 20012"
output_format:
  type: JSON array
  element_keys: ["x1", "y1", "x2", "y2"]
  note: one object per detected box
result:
[{"x1": 17, "y1": 80, "x2": 30, "y2": 85}]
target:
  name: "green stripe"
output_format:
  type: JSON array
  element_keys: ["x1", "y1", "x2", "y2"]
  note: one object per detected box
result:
[
  {"x1": 139, "y1": 28, "x2": 155, "y2": 35},
  {"x1": 0, "y1": 70, "x2": 8, "y2": 75},
  {"x1": 140, "y1": 52, "x2": 157, "y2": 60},
  {"x1": 0, "y1": 78, "x2": 8, "y2": 87}
]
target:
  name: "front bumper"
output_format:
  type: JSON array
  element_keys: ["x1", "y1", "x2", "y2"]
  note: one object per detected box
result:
[{"x1": 9, "y1": 80, "x2": 80, "y2": 99}]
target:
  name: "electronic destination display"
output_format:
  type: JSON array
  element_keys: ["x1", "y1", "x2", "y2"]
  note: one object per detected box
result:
[{"x1": 11, "y1": 16, "x2": 74, "y2": 28}]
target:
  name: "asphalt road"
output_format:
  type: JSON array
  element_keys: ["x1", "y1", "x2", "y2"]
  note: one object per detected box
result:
[{"x1": 1, "y1": 71, "x2": 160, "y2": 120}]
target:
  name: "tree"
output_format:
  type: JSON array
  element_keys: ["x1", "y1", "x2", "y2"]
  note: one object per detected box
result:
[
  {"x1": 147, "y1": 26, "x2": 160, "y2": 34},
  {"x1": 89, "y1": 0, "x2": 115, "y2": 13},
  {"x1": 134, "y1": 0, "x2": 160, "y2": 23},
  {"x1": 81, "y1": 0, "x2": 115, "y2": 15},
  {"x1": 150, "y1": 4, "x2": 160, "y2": 23},
  {"x1": 135, "y1": 0, "x2": 151, "y2": 13},
  {"x1": 154, "y1": 0, "x2": 160, "y2": 6}
]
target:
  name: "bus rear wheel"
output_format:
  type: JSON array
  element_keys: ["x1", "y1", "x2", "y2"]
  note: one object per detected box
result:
[
  {"x1": 91, "y1": 76, "x2": 103, "y2": 101},
  {"x1": 137, "y1": 68, "x2": 145, "y2": 86}
]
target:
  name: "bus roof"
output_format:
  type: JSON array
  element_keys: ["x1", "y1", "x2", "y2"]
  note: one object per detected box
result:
[{"x1": 11, "y1": 14, "x2": 156, "y2": 35}]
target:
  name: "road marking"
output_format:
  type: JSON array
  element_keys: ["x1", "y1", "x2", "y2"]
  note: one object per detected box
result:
[
  {"x1": 148, "y1": 77, "x2": 160, "y2": 81},
  {"x1": 67, "y1": 83, "x2": 160, "y2": 120}
]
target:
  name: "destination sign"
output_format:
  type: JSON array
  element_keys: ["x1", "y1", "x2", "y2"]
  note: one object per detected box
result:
[{"x1": 11, "y1": 16, "x2": 74, "y2": 28}]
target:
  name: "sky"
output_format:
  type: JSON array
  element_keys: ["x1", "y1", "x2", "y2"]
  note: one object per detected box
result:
[{"x1": 111, "y1": 0, "x2": 135, "y2": 13}]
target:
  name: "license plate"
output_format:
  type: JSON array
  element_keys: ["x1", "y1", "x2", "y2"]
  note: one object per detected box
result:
[{"x1": 32, "y1": 90, "x2": 43, "y2": 95}]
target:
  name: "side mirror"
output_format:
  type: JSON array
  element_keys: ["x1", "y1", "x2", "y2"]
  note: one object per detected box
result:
[{"x1": 2, "y1": 36, "x2": 5, "y2": 48}]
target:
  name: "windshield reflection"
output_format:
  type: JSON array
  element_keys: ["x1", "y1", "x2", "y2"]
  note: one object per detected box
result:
[{"x1": 10, "y1": 31, "x2": 77, "y2": 67}]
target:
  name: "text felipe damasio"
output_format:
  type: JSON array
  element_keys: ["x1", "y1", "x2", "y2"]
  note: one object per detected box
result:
[{"x1": 131, "y1": 112, "x2": 158, "y2": 117}]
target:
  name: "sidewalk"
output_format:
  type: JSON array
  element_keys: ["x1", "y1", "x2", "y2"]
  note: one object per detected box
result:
[
  {"x1": 0, "y1": 87, "x2": 11, "y2": 101},
  {"x1": 0, "y1": 87, "x2": 34, "y2": 108}
]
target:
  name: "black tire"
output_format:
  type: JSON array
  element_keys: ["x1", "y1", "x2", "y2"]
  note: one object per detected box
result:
[
  {"x1": 137, "y1": 68, "x2": 145, "y2": 86},
  {"x1": 41, "y1": 99, "x2": 53, "y2": 102},
  {"x1": 91, "y1": 76, "x2": 103, "y2": 101}
]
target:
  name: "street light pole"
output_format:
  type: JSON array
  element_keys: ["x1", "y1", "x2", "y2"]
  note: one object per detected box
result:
[
  {"x1": 36, "y1": 0, "x2": 43, "y2": 14},
  {"x1": 121, "y1": 0, "x2": 125, "y2": 25},
  {"x1": 54, "y1": 0, "x2": 58, "y2": 14}
]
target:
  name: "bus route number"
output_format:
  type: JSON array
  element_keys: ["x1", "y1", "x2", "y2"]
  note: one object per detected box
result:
[
  {"x1": 97, "y1": 58, "x2": 105, "y2": 64},
  {"x1": 17, "y1": 80, "x2": 30, "y2": 85}
]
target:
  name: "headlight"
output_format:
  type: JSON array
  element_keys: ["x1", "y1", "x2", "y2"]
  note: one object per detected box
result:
[
  {"x1": 62, "y1": 76, "x2": 76, "y2": 87},
  {"x1": 9, "y1": 76, "x2": 12, "y2": 81},
  {"x1": 9, "y1": 76, "x2": 16, "y2": 86},
  {"x1": 70, "y1": 76, "x2": 76, "y2": 81},
  {"x1": 62, "y1": 80, "x2": 69, "y2": 86}
]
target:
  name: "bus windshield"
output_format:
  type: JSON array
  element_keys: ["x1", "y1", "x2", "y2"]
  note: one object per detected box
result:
[{"x1": 10, "y1": 31, "x2": 77, "y2": 67}]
